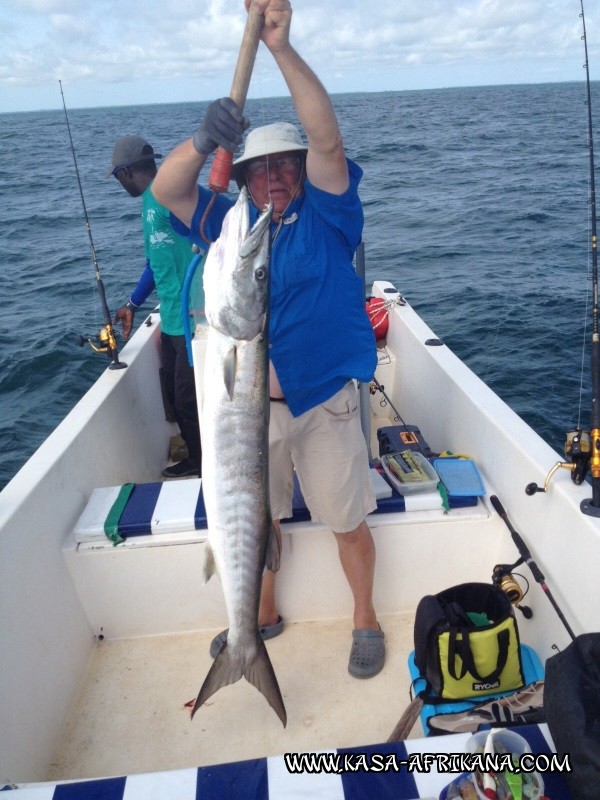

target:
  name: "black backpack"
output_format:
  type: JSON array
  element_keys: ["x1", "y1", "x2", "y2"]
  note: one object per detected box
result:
[
  {"x1": 545, "y1": 633, "x2": 600, "y2": 799},
  {"x1": 414, "y1": 582, "x2": 525, "y2": 701}
]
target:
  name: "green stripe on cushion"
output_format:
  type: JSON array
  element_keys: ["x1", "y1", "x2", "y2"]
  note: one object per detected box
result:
[{"x1": 104, "y1": 483, "x2": 135, "y2": 545}]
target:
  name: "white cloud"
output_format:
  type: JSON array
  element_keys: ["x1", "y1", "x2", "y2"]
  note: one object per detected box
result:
[
  {"x1": 5, "y1": 0, "x2": 82, "y2": 11},
  {"x1": 0, "y1": 0, "x2": 598, "y2": 112},
  {"x1": 50, "y1": 13, "x2": 91, "y2": 38}
]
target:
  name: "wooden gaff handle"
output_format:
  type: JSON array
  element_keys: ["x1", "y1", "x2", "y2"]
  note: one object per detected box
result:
[{"x1": 208, "y1": 5, "x2": 264, "y2": 193}]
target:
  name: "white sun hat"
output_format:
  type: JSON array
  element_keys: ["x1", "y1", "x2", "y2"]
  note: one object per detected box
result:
[{"x1": 232, "y1": 122, "x2": 307, "y2": 186}]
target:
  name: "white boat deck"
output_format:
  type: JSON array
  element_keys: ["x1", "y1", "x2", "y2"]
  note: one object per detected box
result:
[
  {"x1": 50, "y1": 400, "x2": 509, "y2": 781},
  {"x1": 48, "y1": 613, "x2": 416, "y2": 781}
]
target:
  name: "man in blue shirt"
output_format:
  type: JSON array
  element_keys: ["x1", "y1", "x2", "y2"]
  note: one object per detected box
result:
[{"x1": 153, "y1": 0, "x2": 384, "y2": 679}]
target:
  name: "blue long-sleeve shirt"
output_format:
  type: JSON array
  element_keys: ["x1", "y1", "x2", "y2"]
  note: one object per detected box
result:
[{"x1": 129, "y1": 260, "x2": 156, "y2": 307}]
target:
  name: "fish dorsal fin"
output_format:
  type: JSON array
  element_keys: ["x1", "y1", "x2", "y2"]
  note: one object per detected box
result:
[{"x1": 223, "y1": 345, "x2": 237, "y2": 400}]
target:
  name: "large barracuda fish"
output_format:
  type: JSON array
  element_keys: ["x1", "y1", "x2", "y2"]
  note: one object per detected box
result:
[{"x1": 192, "y1": 187, "x2": 286, "y2": 726}]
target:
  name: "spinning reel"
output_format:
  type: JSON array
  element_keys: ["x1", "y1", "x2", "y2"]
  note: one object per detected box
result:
[
  {"x1": 77, "y1": 325, "x2": 126, "y2": 369},
  {"x1": 491, "y1": 561, "x2": 532, "y2": 619},
  {"x1": 525, "y1": 427, "x2": 591, "y2": 495}
]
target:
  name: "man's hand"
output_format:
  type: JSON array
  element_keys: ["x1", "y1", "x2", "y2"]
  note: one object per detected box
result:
[
  {"x1": 246, "y1": 0, "x2": 292, "y2": 54},
  {"x1": 114, "y1": 304, "x2": 135, "y2": 340},
  {"x1": 192, "y1": 98, "x2": 250, "y2": 155}
]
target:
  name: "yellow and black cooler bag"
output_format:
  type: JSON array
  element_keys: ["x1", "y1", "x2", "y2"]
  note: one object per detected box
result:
[{"x1": 414, "y1": 582, "x2": 525, "y2": 701}]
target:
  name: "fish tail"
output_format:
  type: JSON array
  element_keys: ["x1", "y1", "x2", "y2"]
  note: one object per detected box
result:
[
  {"x1": 191, "y1": 638, "x2": 287, "y2": 727},
  {"x1": 244, "y1": 637, "x2": 287, "y2": 727}
]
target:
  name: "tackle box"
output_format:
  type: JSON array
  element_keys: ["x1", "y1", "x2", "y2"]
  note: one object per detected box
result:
[
  {"x1": 377, "y1": 424, "x2": 436, "y2": 458},
  {"x1": 380, "y1": 450, "x2": 440, "y2": 495}
]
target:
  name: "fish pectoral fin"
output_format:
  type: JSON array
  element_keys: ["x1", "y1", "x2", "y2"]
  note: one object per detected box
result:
[
  {"x1": 192, "y1": 638, "x2": 287, "y2": 727},
  {"x1": 203, "y1": 543, "x2": 216, "y2": 583},
  {"x1": 265, "y1": 522, "x2": 281, "y2": 573},
  {"x1": 223, "y1": 345, "x2": 237, "y2": 400}
]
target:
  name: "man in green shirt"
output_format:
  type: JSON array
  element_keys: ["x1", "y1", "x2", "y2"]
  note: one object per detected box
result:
[{"x1": 108, "y1": 135, "x2": 201, "y2": 478}]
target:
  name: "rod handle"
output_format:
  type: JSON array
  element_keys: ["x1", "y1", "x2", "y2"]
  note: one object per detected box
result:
[
  {"x1": 490, "y1": 494, "x2": 506, "y2": 517},
  {"x1": 208, "y1": 4, "x2": 263, "y2": 193},
  {"x1": 491, "y1": 495, "x2": 543, "y2": 578},
  {"x1": 208, "y1": 149, "x2": 234, "y2": 194}
]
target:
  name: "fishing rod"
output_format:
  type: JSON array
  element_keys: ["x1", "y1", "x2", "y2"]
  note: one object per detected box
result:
[
  {"x1": 59, "y1": 80, "x2": 126, "y2": 370},
  {"x1": 579, "y1": 0, "x2": 600, "y2": 515},
  {"x1": 369, "y1": 375, "x2": 436, "y2": 461},
  {"x1": 526, "y1": 1, "x2": 600, "y2": 509},
  {"x1": 491, "y1": 496, "x2": 576, "y2": 641}
]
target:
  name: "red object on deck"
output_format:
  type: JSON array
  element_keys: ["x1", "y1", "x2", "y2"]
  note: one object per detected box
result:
[{"x1": 366, "y1": 297, "x2": 389, "y2": 340}]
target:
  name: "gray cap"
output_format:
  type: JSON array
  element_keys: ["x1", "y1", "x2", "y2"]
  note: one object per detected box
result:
[
  {"x1": 105, "y1": 135, "x2": 162, "y2": 178},
  {"x1": 232, "y1": 122, "x2": 307, "y2": 187}
]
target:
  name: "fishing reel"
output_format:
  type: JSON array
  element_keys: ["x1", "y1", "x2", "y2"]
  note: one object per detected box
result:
[
  {"x1": 565, "y1": 428, "x2": 592, "y2": 484},
  {"x1": 492, "y1": 562, "x2": 532, "y2": 619},
  {"x1": 525, "y1": 428, "x2": 591, "y2": 495},
  {"x1": 77, "y1": 324, "x2": 126, "y2": 370}
]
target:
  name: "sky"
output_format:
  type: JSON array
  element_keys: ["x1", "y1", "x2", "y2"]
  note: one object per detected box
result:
[{"x1": 1, "y1": 0, "x2": 599, "y2": 114}]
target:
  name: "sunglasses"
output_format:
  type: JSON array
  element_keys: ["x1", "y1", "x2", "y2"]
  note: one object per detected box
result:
[
  {"x1": 111, "y1": 155, "x2": 155, "y2": 178},
  {"x1": 246, "y1": 154, "x2": 302, "y2": 179}
]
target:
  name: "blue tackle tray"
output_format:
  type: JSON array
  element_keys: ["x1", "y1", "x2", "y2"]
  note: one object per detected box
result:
[{"x1": 433, "y1": 457, "x2": 485, "y2": 497}]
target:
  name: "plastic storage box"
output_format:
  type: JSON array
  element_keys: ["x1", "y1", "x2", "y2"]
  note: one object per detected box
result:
[
  {"x1": 380, "y1": 451, "x2": 439, "y2": 495},
  {"x1": 433, "y1": 457, "x2": 485, "y2": 496}
]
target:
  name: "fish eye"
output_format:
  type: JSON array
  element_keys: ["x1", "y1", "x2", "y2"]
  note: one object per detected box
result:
[{"x1": 255, "y1": 267, "x2": 266, "y2": 281}]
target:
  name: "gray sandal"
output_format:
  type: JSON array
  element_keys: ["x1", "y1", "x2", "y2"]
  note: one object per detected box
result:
[
  {"x1": 209, "y1": 615, "x2": 285, "y2": 659},
  {"x1": 348, "y1": 626, "x2": 385, "y2": 678}
]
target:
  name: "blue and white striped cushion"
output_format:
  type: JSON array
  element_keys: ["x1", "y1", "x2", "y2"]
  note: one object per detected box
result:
[
  {"x1": 73, "y1": 470, "x2": 477, "y2": 544},
  {"x1": 3, "y1": 725, "x2": 568, "y2": 799}
]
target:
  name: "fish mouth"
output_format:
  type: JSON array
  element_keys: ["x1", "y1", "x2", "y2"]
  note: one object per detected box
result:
[
  {"x1": 255, "y1": 200, "x2": 273, "y2": 229},
  {"x1": 239, "y1": 201, "x2": 273, "y2": 258}
]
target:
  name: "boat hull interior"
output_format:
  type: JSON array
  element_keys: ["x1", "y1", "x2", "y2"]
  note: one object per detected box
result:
[{"x1": 1, "y1": 281, "x2": 598, "y2": 787}]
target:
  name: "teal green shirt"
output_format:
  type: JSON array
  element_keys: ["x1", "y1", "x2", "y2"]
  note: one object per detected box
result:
[{"x1": 143, "y1": 182, "x2": 198, "y2": 336}]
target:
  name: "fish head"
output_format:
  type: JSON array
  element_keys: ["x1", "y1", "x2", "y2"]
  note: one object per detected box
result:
[
  {"x1": 204, "y1": 187, "x2": 273, "y2": 341},
  {"x1": 231, "y1": 194, "x2": 272, "y2": 335}
]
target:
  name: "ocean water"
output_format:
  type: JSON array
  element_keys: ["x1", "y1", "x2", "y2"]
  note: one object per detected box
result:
[{"x1": 0, "y1": 84, "x2": 597, "y2": 491}]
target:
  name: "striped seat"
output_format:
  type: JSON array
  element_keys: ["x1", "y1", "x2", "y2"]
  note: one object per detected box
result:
[
  {"x1": 3, "y1": 724, "x2": 569, "y2": 799},
  {"x1": 73, "y1": 468, "x2": 478, "y2": 545}
]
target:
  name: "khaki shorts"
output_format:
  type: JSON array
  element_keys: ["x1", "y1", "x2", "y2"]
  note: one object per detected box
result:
[{"x1": 269, "y1": 381, "x2": 377, "y2": 532}]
